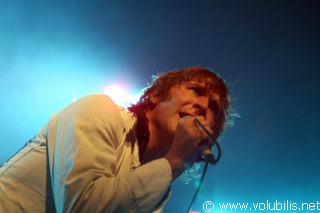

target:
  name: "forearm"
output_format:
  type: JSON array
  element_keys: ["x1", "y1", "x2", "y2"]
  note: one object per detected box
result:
[{"x1": 52, "y1": 158, "x2": 171, "y2": 212}]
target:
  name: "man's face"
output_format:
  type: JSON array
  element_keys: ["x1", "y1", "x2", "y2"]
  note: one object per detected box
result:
[{"x1": 146, "y1": 80, "x2": 221, "y2": 153}]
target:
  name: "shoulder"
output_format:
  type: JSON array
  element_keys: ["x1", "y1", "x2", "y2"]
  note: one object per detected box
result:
[
  {"x1": 56, "y1": 94, "x2": 135, "y2": 127},
  {"x1": 61, "y1": 94, "x2": 119, "y2": 116},
  {"x1": 75, "y1": 94, "x2": 118, "y2": 110}
]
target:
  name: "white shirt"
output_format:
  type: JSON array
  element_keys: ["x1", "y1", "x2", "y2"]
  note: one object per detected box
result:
[{"x1": 0, "y1": 95, "x2": 172, "y2": 212}]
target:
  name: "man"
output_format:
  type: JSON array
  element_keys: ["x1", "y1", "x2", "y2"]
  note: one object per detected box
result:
[{"x1": 0, "y1": 67, "x2": 231, "y2": 212}]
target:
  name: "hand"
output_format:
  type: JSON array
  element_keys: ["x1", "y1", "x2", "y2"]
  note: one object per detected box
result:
[{"x1": 165, "y1": 116, "x2": 213, "y2": 181}]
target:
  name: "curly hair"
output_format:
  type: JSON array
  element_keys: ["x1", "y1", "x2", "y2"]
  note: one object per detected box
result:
[{"x1": 129, "y1": 67, "x2": 231, "y2": 140}]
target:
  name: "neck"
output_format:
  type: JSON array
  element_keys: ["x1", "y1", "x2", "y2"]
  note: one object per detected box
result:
[
  {"x1": 140, "y1": 119, "x2": 172, "y2": 164},
  {"x1": 139, "y1": 104, "x2": 171, "y2": 164},
  {"x1": 141, "y1": 139, "x2": 167, "y2": 164}
]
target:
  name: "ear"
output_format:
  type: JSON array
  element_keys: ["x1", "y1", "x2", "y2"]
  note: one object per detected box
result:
[{"x1": 149, "y1": 92, "x2": 160, "y2": 105}]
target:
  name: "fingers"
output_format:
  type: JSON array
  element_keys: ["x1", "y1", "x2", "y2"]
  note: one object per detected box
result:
[
  {"x1": 165, "y1": 116, "x2": 215, "y2": 180},
  {"x1": 193, "y1": 117, "x2": 214, "y2": 140},
  {"x1": 177, "y1": 116, "x2": 213, "y2": 145}
]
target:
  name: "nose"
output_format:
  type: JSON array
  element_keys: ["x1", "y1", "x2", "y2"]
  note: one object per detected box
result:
[
  {"x1": 193, "y1": 97, "x2": 215, "y2": 128},
  {"x1": 193, "y1": 96, "x2": 209, "y2": 117}
]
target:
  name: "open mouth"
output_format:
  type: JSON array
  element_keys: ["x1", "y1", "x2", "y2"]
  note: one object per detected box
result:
[{"x1": 178, "y1": 112, "x2": 193, "y2": 118}]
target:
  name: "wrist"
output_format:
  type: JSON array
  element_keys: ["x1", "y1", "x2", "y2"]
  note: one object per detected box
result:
[{"x1": 165, "y1": 154, "x2": 185, "y2": 181}]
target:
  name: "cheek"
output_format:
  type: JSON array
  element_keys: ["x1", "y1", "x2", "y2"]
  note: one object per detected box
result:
[{"x1": 206, "y1": 111, "x2": 215, "y2": 129}]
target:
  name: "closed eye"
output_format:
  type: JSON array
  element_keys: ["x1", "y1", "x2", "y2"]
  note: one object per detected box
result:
[{"x1": 189, "y1": 86, "x2": 206, "y2": 96}]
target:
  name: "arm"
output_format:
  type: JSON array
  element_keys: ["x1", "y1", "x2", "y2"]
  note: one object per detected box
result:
[{"x1": 47, "y1": 95, "x2": 171, "y2": 212}]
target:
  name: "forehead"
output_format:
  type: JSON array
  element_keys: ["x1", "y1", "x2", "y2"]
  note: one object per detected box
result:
[{"x1": 181, "y1": 80, "x2": 221, "y2": 103}]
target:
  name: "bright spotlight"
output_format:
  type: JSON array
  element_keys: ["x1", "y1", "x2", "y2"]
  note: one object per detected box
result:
[
  {"x1": 128, "y1": 93, "x2": 140, "y2": 104},
  {"x1": 103, "y1": 84, "x2": 141, "y2": 107},
  {"x1": 104, "y1": 85, "x2": 128, "y2": 105}
]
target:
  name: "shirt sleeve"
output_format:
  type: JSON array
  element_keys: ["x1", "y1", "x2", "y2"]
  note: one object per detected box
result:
[{"x1": 46, "y1": 95, "x2": 172, "y2": 213}]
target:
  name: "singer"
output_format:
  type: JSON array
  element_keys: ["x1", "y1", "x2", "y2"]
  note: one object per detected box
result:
[{"x1": 0, "y1": 67, "x2": 232, "y2": 212}]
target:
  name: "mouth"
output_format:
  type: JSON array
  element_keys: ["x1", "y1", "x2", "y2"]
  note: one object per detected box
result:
[{"x1": 178, "y1": 112, "x2": 194, "y2": 119}]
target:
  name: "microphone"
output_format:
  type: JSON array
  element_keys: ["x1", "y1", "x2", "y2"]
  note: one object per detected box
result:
[
  {"x1": 198, "y1": 140, "x2": 216, "y2": 165},
  {"x1": 194, "y1": 117, "x2": 220, "y2": 165}
]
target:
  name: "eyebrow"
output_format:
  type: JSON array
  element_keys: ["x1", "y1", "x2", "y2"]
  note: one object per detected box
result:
[
  {"x1": 184, "y1": 81, "x2": 206, "y2": 87},
  {"x1": 184, "y1": 81, "x2": 222, "y2": 114},
  {"x1": 184, "y1": 81, "x2": 207, "y2": 92}
]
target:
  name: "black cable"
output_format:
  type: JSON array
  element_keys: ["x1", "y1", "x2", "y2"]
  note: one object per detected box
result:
[
  {"x1": 185, "y1": 140, "x2": 222, "y2": 212},
  {"x1": 185, "y1": 162, "x2": 209, "y2": 213},
  {"x1": 194, "y1": 117, "x2": 222, "y2": 165},
  {"x1": 212, "y1": 139, "x2": 221, "y2": 165},
  {"x1": 185, "y1": 118, "x2": 222, "y2": 212}
]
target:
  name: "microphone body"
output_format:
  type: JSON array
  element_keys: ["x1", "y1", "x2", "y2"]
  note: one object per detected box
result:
[
  {"x1": 198, "y1": 140, "x2": 216, "y2": 165},
  {"x1": 193, "y1": 117, "x2": 219, "y2": 165}
]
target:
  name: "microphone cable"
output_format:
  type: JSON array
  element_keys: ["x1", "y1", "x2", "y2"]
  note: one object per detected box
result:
[
  {"x1": 185, "y1": 161, "x2": 208, "y2": 213},
  {"x1": 185, "y1": 118, "x2": 222, "y2": 213}
]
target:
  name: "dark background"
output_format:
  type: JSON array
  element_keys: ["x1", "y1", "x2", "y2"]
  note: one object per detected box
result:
[{"x1": 1, "y1": 0, "x2": 319, "y2": 212}]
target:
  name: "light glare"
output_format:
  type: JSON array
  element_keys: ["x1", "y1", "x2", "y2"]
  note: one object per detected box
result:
[{"x1": 104, "y1": 85, "x2": 127, "y2": 105}]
